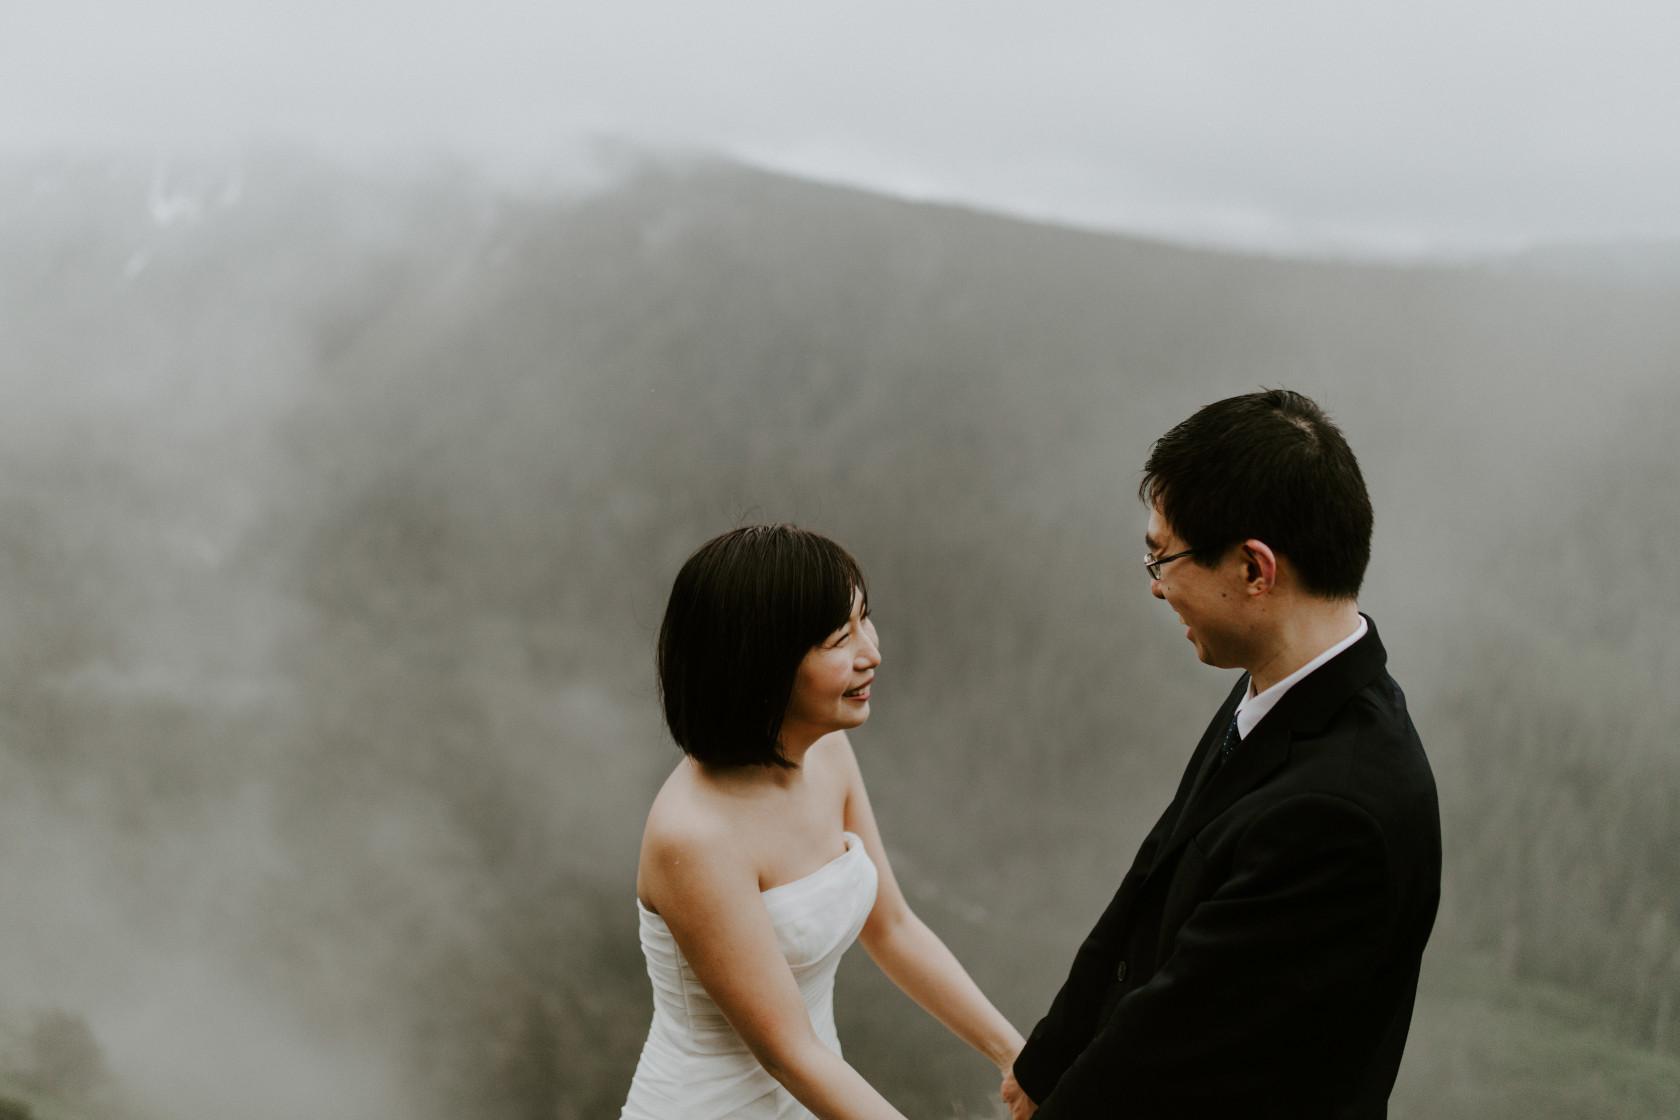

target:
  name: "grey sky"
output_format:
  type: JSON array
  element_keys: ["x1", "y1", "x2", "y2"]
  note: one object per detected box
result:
[{"x1": 8, "y1": 0, "x2": 1680, "y2": 255}]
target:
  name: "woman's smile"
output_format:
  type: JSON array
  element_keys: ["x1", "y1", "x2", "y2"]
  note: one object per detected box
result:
[{"x1": 781, "y1": 589, "x2": 882, "y2": 745}]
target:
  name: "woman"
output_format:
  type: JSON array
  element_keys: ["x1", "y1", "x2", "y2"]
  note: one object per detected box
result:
[{"x1": 621, "y1": 525, "x2": 1023, "y2": 1119}]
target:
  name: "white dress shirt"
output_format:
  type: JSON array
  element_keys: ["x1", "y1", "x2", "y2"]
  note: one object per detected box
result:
[{"x1": 1234, "y1": 615, "x2": 1368, "y2": 740}]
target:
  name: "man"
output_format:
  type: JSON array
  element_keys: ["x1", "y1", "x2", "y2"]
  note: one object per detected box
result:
[{"x1": 1002, "y1": 389, "x2": 1441, "y2": 1118}]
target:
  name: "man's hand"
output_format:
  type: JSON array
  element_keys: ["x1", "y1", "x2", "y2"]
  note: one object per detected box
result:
[{"x1": 1001, "y1": 1066, "x2": 1037, "y2": 1120}]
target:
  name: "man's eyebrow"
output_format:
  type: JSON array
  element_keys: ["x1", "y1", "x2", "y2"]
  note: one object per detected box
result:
[{"x1": 1145, "y1": 533, "x2": 1162, "y2": 553}]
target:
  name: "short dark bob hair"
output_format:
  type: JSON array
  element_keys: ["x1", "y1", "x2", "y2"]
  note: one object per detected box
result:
[
  {"x1": 657, "y1": 524, "x2": 868, "y2": 769},
  {"x1": 1139, "y1": 389, "x2": 1373, "y2": 599}
]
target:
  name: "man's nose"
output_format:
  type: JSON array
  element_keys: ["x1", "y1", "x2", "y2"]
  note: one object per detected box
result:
[{"x1": 1151, "y1": 579, "x2": 1166, "y2": 600}]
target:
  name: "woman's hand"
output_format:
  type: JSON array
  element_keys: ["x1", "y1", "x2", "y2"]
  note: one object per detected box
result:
[{"x1": 1000, "y1": 1066, "x2": 1038, "y2": 1119}]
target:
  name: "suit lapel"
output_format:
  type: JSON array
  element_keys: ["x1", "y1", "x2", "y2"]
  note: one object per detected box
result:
[
  {"x1": 1094, "y1": 678, "x2": 1249, "y2": 938},
  {"x1": 1137, "y1": 678, "x2": 1246, "y2": 876},
  {"x1": 1152, "y1": 718, "x2": 1292, "y2": 871},
  {"x1": 1147, "y1": 616, "x2": 1390, "y2": 876}
]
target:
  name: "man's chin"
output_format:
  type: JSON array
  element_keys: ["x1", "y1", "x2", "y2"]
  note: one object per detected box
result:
[{"x1": 1190, "y1": 641, "x2": 1233, "y2": 670}]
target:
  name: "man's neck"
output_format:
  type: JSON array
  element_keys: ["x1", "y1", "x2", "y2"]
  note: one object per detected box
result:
[{"x1": 1245, "y1": 600, "x2": 1363, "y2": 695}]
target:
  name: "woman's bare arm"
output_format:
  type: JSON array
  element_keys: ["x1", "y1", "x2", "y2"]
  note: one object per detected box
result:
[
  {"x1": 640, "y1": 812, "x2": 908, "y2": 1120},
  {"x1": 831, "y1": 733, "x2": 1026, "y2": 1070}
]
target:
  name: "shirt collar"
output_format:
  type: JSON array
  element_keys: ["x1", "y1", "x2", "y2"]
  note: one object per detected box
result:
[{"x1": 1235, "y1": 614, "x2": 1368, "y2": 740}]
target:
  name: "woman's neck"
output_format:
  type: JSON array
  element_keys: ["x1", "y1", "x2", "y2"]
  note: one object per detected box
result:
[{"x1": 693, "y1": 750, "x2": 807, "y2": 792}]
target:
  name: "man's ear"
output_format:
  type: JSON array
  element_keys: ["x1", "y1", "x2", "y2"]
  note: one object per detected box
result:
[{"x1": 1239, "y1": 539, "x2": 1278, "y2": 595}]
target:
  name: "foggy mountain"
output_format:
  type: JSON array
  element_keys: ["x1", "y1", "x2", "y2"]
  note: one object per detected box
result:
[
  {"x1": 1, "y1": 153, "x2": 1677, "y2": 1119},
  {"x1": 1504, "y1": 239, "x2": 1680, "y2": 288}
]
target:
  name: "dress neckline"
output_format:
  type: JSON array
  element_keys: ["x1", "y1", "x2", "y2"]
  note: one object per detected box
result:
[
  {"x1": 637, "y1": 830, "x2": 864, "y2": 918},
  {"x1": 760, "y1": 830, "x2": 863, "y2": 898}
]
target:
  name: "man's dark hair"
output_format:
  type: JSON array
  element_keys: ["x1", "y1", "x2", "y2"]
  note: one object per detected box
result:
[
  {"x1": 657, "y1": 524, "x2": 868, "y2": 769},
  {"x1": 1139, "y1": 389, "x2": 1373, "y2": 598}
]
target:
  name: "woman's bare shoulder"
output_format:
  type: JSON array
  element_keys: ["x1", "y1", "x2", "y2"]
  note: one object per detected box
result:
[
  {"x1": 643, "y1": 761, "x2": 732, "y2": 855},
  {"x1": 808, "y1": 731, "x2": 865, "y2": 788},
  {"x1": 637, "y1": 761, "x2": 749, "y2": 908}
]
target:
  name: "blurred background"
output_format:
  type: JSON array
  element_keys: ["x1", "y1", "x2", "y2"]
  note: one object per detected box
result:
[{"x1": 2, "y1": 4, "x2": 1679, "y2": 1119}]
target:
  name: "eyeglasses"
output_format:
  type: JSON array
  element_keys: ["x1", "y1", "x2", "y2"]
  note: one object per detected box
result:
[{"x1": 1143, "y1": 548, "x2": 1197, "y2": 580}]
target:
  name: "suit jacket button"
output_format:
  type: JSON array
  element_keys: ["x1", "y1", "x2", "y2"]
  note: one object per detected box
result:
[{"x1": 1115, "y1": 960, "x2": 1127, "y2": 982}]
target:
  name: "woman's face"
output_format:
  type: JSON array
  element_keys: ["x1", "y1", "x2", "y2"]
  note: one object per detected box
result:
[{"x1": 781, "y1": 589, "x2": 880, "y2": 748}]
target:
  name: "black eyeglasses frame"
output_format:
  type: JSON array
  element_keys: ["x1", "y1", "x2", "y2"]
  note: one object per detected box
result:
[{"x1": 1143, "y1": 548, "x2": 1198, "y2": 580}]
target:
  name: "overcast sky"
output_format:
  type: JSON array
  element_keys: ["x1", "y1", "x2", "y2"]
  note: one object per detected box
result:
[{"x1": 8, "y1": 0, "x2": 1680, "y2": 255}]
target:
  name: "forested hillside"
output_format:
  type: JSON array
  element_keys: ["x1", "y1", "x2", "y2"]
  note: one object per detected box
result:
[{"x1": 1, "y1": 154, "x2": 1676, "y2": 1118}]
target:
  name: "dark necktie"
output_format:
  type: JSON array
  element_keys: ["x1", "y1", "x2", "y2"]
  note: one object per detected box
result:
[
  {"x1": 1220, "y1": 712, "x2": 1243, "y2": 762},
  {"x1": 1204, "y1": 711, "x2": 1244, "y2": 785},
  {"x1": 1187, "y1": 710, "x2": 1242, "y2": 808}
]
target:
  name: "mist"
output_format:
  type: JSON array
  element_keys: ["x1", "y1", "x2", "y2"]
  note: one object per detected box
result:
[
  {"x1": 1, "y1": 149, "x2": 1678, "y2": 1120},
  {"x1": 11, "y1": 4, "x2": 1680, "y2": 256}
]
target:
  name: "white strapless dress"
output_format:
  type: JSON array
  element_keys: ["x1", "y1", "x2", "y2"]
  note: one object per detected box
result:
[{"x1": 620, "y1": 830, "x2": 880, "y2": 1119}]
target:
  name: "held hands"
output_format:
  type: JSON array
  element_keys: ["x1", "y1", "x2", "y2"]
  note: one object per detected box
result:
[{"x1": 1000, "y1": 1065, "x2": 1037, "y2": 1120}]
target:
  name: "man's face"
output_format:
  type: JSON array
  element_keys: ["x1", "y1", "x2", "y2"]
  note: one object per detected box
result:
[{"x1": 1145, "y1": 505, "x2": 1250, "y2": 669}]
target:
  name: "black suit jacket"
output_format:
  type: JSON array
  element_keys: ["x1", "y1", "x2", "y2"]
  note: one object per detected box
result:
[{"x1": 1014, "y1": 617, "x2": 1441, "y2": 1119}]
